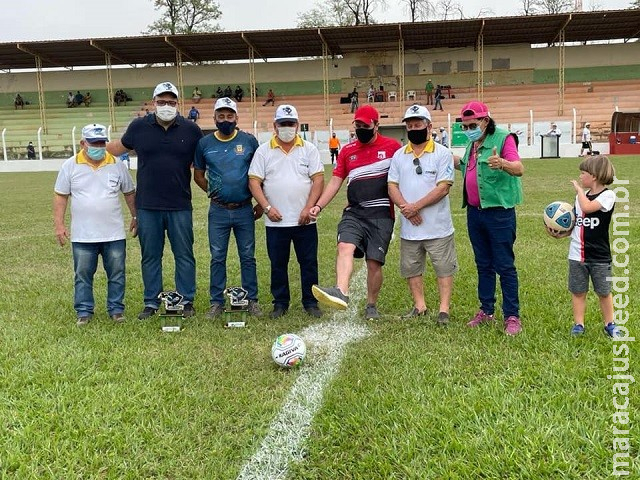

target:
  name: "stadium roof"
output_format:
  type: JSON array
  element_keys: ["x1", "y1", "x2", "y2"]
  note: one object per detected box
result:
[{"x1": 0, "y1": 9, "x2": 638, "y2": 70}]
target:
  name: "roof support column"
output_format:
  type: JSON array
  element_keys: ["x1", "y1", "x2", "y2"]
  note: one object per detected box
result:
[
  {"x1": 321, "y1": 42, "x2": 330, "y2": 126},
  {"x1": 34, "y1": 56, "x2": 47, "y2": 134},
  {"x1": 476, "y1": 23, "x2": 484, "y2": 101},
  {"x1": 398, "y1": 30, "x2": 405, "y2": 111},
  {"x1": 175, "y1": 50, "x2": 185, "y2": 115},
  {"x1": 558, "y1": 29, "x2": 565, "y2": 116},
  {"x1": 248, "y1": 47, "x2": 257, "y2": 127},
  {"x1": 104, "y1": 54, "x2": 116, "y2": 132}
]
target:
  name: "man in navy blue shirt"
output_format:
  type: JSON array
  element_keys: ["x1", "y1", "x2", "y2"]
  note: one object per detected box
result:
[
  {"x1": 194, "y1": 97, "x2": 262, "y2": 319},
  {"x1": 107, "y1": 81, "x2": 203, "y2": 319}
]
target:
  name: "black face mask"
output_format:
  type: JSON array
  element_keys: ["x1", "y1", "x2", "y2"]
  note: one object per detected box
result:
[
  {"x1": 407, "y1": 127, "x2": 429, "y2": 145},
  {"x1": 216, "y1": 121, "x2": 237, "y2": 135},
  {"x1": 355, "y1": 127, "x2": 375, "y2": 144}
]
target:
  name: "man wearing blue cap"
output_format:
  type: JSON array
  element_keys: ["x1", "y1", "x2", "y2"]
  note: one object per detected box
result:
[{"x1": 54, "y1": 124, "x2": 137, "y2": 325}]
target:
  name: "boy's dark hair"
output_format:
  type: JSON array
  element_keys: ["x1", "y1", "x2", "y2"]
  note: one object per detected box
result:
[{"x1": 578, "y1": 155, "x2": 615, "y2": 186}]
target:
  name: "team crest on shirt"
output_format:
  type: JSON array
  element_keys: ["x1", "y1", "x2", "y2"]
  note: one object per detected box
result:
[
  {"x1": 235, "y1": 145, "x2": 244, "y2": 154},
  {"x1": 378, "y1": 151, "x2": 386, "y2": 159},
  {"x1": 349, "y1": 155, "x2": 357, "y2": 161}
]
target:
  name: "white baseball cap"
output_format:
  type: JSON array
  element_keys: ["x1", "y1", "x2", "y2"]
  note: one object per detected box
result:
[
  {"x1": 82, "y1": 123, "x2": 108, "y2": 143},
  {"x1": 153, "y1": 81, "x2": 179, "y2": 98},
  {"x1": 214, "y1": 97, "x2": 237, "y2": 113},
  {"x1": 274, "y1": 104, "x2": 299, "y2": 123},
  {"x1": 402, "y1": 104, "x2": 432, "y2": 122}
]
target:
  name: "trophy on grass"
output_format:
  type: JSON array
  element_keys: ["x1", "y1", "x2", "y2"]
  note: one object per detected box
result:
[
  {"x1": 158, "y1": 291, "x2": 184, "y2": 332},
  {"x1": 224, "y1": 286, "x2": 249, "y2": 328}
]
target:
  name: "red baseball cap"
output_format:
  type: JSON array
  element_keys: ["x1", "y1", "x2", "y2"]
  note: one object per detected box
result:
[
  {"x1": 460, "y1": 101, "x2": 490, "y2": 121},
  {"x1": 354, "y1": 105, "x2": 379, "y2": 125}
]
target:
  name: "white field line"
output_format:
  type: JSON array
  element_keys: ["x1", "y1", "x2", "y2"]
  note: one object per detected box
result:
[{"x1": 237, "y1": 266, "x2": 371, "y2": 480}]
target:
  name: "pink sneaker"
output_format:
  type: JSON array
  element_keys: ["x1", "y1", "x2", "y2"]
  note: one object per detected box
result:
[
  {"x1": 504, "y1": 316, "x2": 522, "y2": 336},
  {"x1": 467, "y1": 310, "x2": 494, "y2": 327}
]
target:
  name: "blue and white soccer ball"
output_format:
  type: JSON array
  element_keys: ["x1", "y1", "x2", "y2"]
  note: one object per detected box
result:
[
  {"x1": 271, "y1": 333, "x2": 306, "y2": 368},
  {"x1": 543, "y1": 201, "x2": 575, "y2": 236}
]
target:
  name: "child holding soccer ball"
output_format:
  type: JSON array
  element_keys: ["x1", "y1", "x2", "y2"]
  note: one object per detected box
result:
[{"x1": 554, "y1": 155, "x2": 620, "y2": 338}]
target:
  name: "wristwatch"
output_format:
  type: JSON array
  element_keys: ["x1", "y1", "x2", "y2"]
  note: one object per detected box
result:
[{"x1": 265, "y1": 205, "x2": 272, "y2": 213}]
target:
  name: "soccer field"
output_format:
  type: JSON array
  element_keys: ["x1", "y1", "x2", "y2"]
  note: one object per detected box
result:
[{"x1": 0, "y1": 156, "x2": 637, "y2": 478}]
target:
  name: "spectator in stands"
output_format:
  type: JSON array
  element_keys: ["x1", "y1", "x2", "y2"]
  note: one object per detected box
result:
[
  {"x1": 114, "y1": 90, "x2": 126, "y2": 106},
  {"x1": 192, "y1": 87, "x2": 202, "y2": 104},
  {"x1": 439, "y1": 127, "x2": 449, "y2": 147},
  {"x1": 83, "y1": 92, "x2": 92, "y2": 107},
  {"x1": 350, "y1": 89, "x2": 359, "y2": 113},
  {"x1": 580, "y1": 122, "x2": 593, "y2": 156},
  {"x1": 263, "y1": 89, "x2": 275, "y2": 106},
  {"x1": 388, "y1": 104, "x2": 457, "y2": 324},
  {"x1": 432, "y1": 131, "x2": 440, "y2": 143},
  {"x1": 119, "y1": 151, "x2": 130, "y2": 169},
  {"x1": 188, "y1": 106, "x2": 200, "y2": 122},
  {"x1": 434, "y1": 85, "x2": 444, "y2": 111},
  {"x1": 367, "y1": 85, "x2": 375, "y2": 102},
  {"x1": 67, "y1": 92, "x2": 75, "y2": 108},
  {"x1": 53, "y1": 123, "x2": 137, "y2": 326},
  {"x1": 14, "y1": 93, "x2": 25, "y2": 110},
  {"x1": 248, "y1": 104, "x2": 325, "y2": 319},
  {"x1": 74, "y1": 91, "x2": 84, "y2": 107},
  {"x1": 27, "y1": 141, "x2": 36, "y2": 159},
  {"x1": 425, "y1": 79, "x2": 434, "y2": 105},
  {"x1": 234, "y1": 85, "x2": 244, "y2": 102},
  {"x1": 329, "y1": 132, "x2": 341, "y2": 165},
  {"x1": 349, "y1": 131, "x2": 356, "y2": 143},
  {"x1": 454, "y1": 100, "x2": 524, "y2": 336},
  {"x1": 546, "y1": 122, "x2": 562, "y2": 137},
  {"x1": 309, "y1": 105, "x2": 401, "y2": 320},
  {"x1": 216, "y1": 87, "x2": 224, "y2": 98},
  {"x1": 193, "y1": 97, "x2": 262, "y2": 320},
  {"x1": 224, "y1": 85, "x2": 233, "y2": 98},
  {"x1": 107, "y1": 81, "x2": 203, "y2": 320}
]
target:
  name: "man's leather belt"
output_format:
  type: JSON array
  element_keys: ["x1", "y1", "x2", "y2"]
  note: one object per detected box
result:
[{"x1": 210, "y1": 197, "x2": 252, "y2": 210}]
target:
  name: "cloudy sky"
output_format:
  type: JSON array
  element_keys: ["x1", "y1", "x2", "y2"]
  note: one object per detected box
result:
[{"x1": 0, "y1": 0, "x2": 633, "y2": 43}]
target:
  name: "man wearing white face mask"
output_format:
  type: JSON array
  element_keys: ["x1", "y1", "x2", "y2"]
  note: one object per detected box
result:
[
  {"x1": 54, "y1": 124, "x2": 137, "y2": 325},
  {"x1": 194, "y1": 97, "x2": 263, "y2": 319},
  {"x1": 248, "y1": 105, "x2": 325, "y2": 319},
  {"x1": 107, "y1": 82, "x2": 203, "y2": 320}
]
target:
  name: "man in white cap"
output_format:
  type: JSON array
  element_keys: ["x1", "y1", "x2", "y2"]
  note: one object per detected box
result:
[
  {"x1": 193, "y1": 97, "x2": 262, "y2": 319},
  {"x1": 388, "y1": 105, "x2": 457, "y2": 325},
  {"x1": 54, "y1": 124, "x2": 137, "y2": 325},
  {"x1": 107, "y1": 81, "x2": 203, "y2": 320},
  {"x1": 248, "y1": 104, "x2": 325, "y2": 319},
  {"x1": 546, "y1": 122, "x2": 562, "y2": 137}
]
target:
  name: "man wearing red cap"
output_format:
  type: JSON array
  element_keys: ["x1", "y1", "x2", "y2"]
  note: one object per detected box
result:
[
  {"x1": 310, "y1": 105, "x2": 401, "y2": 319},
  {"x1": 456, "y1": 100, "x2": 524, "y2": 335}
]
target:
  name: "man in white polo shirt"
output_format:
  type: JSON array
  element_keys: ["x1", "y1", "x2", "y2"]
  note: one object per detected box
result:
[
  {"x1": 54, "y1": 124, "x2": 137, "y2": 326},
  {"x1": 388, "y1": 105, "x2": 457, "y2": 325},
  {"x1": 249, "y1": 104, "x2": 325, "y2": 319}
]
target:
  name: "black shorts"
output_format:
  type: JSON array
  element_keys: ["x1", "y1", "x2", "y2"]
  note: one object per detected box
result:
[
  {"x1": 337, "y1": 213, "x2": 394, "y2": 264},
  {"x1": 582, "y1": 141, "x2": 592, "y2": 148}
]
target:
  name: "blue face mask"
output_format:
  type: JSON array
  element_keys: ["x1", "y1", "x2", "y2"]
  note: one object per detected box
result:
[
  {"x1": 464, "y1": 127, "x2": 483, "y2": 142},
  {"x1": 86, "y1": 146, "x2": 106, "y2": 161}
]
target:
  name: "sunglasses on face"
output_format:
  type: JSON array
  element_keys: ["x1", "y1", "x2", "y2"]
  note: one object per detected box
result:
[
  {"x1": 155, "y1": 100, "x2": 178, "y2": 107},
  {"x1": 413, "y1": 158, "x2": 422, "y2": 175}
]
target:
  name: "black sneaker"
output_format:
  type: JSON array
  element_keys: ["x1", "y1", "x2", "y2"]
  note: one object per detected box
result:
[
  {"x1": 437, "y1": 312, "x2": 450, "y2": 326},
  {"x1": 270, "y1": 305, "x2": 288, "y2": 319},
  {"x1": 205, "y1": 303, "x2": 224, "y2": 319},
  {"x1": 402, "y1": 307, "x2": 428, "y2": 319},
  {"x1": 364, "y1": 303, "x2": 380, "y2": 320},
  {"x1": 182, "y1": 303, "x2": 196, "y2": 318},
  {"x1": 247, "y1": 300, "x2": 262, "y2": 317},
  {"x1": 312, "y1": 285, "x2": 349, "y2": 310},
  {"x1": 76, "y1": 315, "x2": 92, "y2": 326},
  {"x1": 304, "y1": 306, "x2": 323, "y2": 318},
  {"x1": 138, "y1": 306, "x2": 157, "y2": 320}
]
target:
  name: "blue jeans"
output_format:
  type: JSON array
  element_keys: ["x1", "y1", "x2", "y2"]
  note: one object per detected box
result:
[
  {"x1": 137, "y1": 209, "x2": 196, "y2": 308},
  {"x1": 208, "y1": 203, "x2": 258, "y2": 304},
  {"x1": 266, "y1": 224, "x2": 319, "y2": 309},
  {"x1": 72, "y1": 240, "x2": 126, "y2": 317},
  {"x1": 466, "y1": 206, "x2": 520, "y2": 318}
]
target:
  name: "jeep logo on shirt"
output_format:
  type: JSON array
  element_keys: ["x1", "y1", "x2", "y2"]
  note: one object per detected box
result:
[{"x1": 576, "y1": 217, "x2": 600, "y2": 228}]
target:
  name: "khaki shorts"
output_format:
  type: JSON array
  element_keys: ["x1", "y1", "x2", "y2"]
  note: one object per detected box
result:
[{"x1": 400, "y1": 233, "x2": 458, "y2": 278}]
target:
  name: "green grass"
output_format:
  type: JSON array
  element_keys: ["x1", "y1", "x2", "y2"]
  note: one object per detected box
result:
[{"x1": 0, "y1": 156, "x2": 638, "y2": 478}]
